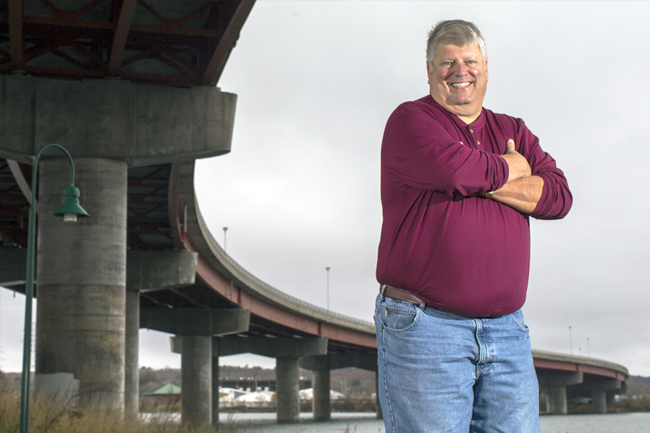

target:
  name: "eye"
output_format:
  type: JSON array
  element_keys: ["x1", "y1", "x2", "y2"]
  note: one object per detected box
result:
[{"x1": 466, "y1": 60, "x2": 476, "y2": 65}]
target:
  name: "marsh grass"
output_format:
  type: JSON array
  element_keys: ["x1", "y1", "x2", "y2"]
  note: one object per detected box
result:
[
  {"x1": 0, "y1": 388, "x2": 220, "y2": 433},
  {"x1": 0, "y1": 383, "x2": 370, "y2": 433}
]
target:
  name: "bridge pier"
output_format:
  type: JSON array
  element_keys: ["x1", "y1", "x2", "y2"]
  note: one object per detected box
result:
[
  {"x1": 124, "y1": 250, "x2": 197, "y2": 417},
  {"x1": 537, "y1": 371, "x2": 583, "y2": 414},
  {"x1": 1, "y1": 72, "x2": 236, "y2": 414},
  {"x1": 591, "y1": 379, "x2": 622, "y2": 414},
  {"x1": 276, "y1": 357, "x2": 301, "y2": 421},
  {"x1": 376, "y1": 370, "x2": 383, "y2": 419},
  {"x1": 300, "y1": 352, "x2": 378, "y2": 420},
  {"x1": 217, "y1": 336, "x2": 328, "y2": 422},
  {"x1": 124, "y1": 288, "x2": 140, "y2": 417},
  {"x1": 154, "y1": 308, "x2": 250, "y2": 426},
  {"x1": 35, "y1": 158, "x2": 127, "y2": 411},
  {"x1": 212, "y1": 341, "x2": 220, "y2": 426},
  {"x1": 312, "y1": 368, "x2": 331, "y2": 420},
  {"x1": 181, "y1": 336, "x2": 213, "y2": 426}
]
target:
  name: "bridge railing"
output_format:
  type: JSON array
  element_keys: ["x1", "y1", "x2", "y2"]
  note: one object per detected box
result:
[
  {"x1": 532, "y1": 349, "x2": 629, "y2": 377},
  {"x1": 195, "y1": 193, "x2": 375, "y2": 331}
]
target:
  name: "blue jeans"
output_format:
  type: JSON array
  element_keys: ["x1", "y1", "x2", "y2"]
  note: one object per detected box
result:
[{"x1": 374, "y1": 292, "x2": 539, "y2": 433}]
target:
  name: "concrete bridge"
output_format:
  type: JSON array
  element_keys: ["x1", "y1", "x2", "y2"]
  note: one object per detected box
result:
[{"x1": 0, "y1": 0, "x2": 628, "y2": 428}]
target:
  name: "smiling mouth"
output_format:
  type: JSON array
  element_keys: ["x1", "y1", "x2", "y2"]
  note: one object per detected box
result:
[{"x1": 450, "y1": 82, "x2": 472, "y2": 89}]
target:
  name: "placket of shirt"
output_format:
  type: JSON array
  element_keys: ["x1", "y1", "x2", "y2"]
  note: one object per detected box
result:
[{"x1": 466, "y1": 124, "x2": 483, "y2": 150}]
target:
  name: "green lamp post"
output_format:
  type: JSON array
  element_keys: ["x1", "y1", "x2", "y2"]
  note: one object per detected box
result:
[{"x1": 20, "y1": 144, "x2": 89, "y2": 433}]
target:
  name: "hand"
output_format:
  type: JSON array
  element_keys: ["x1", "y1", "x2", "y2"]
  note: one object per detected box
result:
[{"x1": 500, "y1": 139, "x2": 531, "y2": 182}]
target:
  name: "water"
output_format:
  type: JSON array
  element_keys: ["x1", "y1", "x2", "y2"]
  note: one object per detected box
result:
[
  {"x1": 218, "y1": 412, "x2": 650, "y2": 432},
  {"x1": 539, "y1": 412, "x2": 650, "y2": 433}
]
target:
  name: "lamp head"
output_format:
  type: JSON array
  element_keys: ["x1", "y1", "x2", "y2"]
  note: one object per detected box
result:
[{"x1": 53, "y1": 185, "x2": 89, "y2": 222}]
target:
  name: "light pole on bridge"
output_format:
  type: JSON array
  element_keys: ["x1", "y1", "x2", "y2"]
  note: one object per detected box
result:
[
  {"x1": 325, "y1": 267, "x2": 330, "y2": 312},
  {"x1": 223, "y1": 227, "x2": 228, "y2": 252}
]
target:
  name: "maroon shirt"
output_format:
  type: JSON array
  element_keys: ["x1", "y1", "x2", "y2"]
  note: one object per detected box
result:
[{"x1": 376, "y1": 95, "x2": 572, "y2": 317}]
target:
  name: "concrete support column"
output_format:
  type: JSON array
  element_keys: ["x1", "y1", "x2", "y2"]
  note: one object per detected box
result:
[
  {"x1": 211, "y1": 342, "x2": 219, "y2": 426},
  {"x1": 181, "y1": 336, "x2": 212, "y2": 427},
  {"x1": 218, "y1": 336, "x2": 327, "y2": 423},
  {"x1": 591, "y1": 379, "x2": 622, "y2": 414},
  {"x1": 592, "y1": 388, "x2": 607, "y2": 414},
  {"x1": 35, "y1": 158, "x2": 127, "y2": 412},
  {"x1": 124, "y1": 289, "x2": 140, "y2": 417},
  {"x1": 537, "y1": 371, "x2": 583, "y2": 415},
  {"x1": 547, "y1": 385, "x2": 568, "y2": 415},
  {"x1": 375, "y1": 370, "x2": 382, "y2": 419},
  {"x1": 300, "y1": 352, "x2": 377, "y2": 421},
  {"x1": 606, "y1": 392, "x2": 617, "y2": 406},
  {"x1": 276, "y1": 357, "x2": 300, "y2": 422},
  {"x1": 312, "y1": 369, "x2": 331, "y2": 420}
]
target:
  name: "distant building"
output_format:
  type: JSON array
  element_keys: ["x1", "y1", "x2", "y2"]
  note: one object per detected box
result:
[
  {"x1": 142, "y1": 383, "x2": 181, "y2": 408},
  {"x1": 219, "y1": 378, "x2": 311, "y2": 392}
]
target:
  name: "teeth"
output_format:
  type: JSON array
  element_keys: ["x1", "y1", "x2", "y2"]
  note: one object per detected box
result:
[{"x1": 451, "y1": 82, "x2": 471, "y2": 88}]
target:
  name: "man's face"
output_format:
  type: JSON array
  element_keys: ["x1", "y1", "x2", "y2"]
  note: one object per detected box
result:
[{"x1": 427, "y1": 43, "x2": 488, "y2": 123}]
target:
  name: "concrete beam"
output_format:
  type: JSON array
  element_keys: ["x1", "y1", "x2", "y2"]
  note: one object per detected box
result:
[
  {"x1": 215, "y1": 336, "x2": 328, "y2": 359},
  {"x1": 127, "y1": 250, "x2": 197, "y2": 292},
  {"x1": 0, "y1": 246, "x2": 27, "y2": 286},
  {"x1": 538, "y1": 371, "x2": 584, "y2": 388},
  {"x1": 300, "y1": 352, "x2": 377, "y2": 372},
  {"x1": 142, "y1": 307, "x2": 250, "y2": 336},
  {"x1": 0, "y1": 75, "x2": 236, "y2": 166}
]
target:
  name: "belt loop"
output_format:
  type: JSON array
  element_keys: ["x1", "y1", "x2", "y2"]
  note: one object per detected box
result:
[
  {"x1": 419, "y1": 299, "x2": 426, "y2": 311},
  {"x1": 379, "y1": 284, "x2": 387, "y2": 299}
]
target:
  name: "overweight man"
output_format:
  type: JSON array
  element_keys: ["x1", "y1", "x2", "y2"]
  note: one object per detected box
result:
[{"x1": 375, "y1": 20, "x2": 572, "y2": 433}]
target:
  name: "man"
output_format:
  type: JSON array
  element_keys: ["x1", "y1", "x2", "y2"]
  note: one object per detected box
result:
[{"x1": 375, "y1": 20, "x2": 572, "y2": 433}]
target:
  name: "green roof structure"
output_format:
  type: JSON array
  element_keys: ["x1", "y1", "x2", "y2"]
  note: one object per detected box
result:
[{"x1": 143, "y1": 383, "x2": 181, "y2": 396}]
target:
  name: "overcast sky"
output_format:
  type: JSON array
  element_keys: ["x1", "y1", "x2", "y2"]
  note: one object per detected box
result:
[{"x1": 2, "y1": 1, "x2": 650, "y2": 376}]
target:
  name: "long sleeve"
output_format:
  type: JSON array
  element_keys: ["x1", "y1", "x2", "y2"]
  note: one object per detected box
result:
[
  {"x1": 382, "y1": 101, "x2": 509, "y2": 197},
  {"x1": 515, "y1": 120, "x2": 573, "y2": 220}
]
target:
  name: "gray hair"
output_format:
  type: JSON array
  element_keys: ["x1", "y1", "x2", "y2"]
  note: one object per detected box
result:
[{"x1": 426, "y1": 20, "x2": 487, "y2": 64}]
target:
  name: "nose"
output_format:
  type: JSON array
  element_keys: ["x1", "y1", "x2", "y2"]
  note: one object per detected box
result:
[{"x1": 452, "y1": 62, "x2": 469, "y2": 76}]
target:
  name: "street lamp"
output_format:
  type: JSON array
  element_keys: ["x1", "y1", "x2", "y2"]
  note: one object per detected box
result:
[
  {"x1": 568, "y1": 325, "x2": 573, "y2": 356},
  {"x1": 325, "y1": 267, "x2": 330, "y2": 312},
  {"x1": 223, "y1": 227, "x2": 228, "y2": 252},
  {"x1": 20, "y1": 144, "x2": 89, "y2": 433}
]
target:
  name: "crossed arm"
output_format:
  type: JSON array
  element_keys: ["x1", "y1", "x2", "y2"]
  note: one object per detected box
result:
[{"x1": 488, "y1": 139, "x2": 544, "y2": 215}]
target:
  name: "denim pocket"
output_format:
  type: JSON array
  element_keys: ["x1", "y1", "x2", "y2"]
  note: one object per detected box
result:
[
  {"x1": 509, "y1": 310, "x2": 529, "y2": 332},
  {"x1": 378, "y1": 299, "x2": 420, "y2": 333}
]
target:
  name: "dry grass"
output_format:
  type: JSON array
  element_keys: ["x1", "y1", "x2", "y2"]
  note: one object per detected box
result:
[{"x1": 0, "y1": 389, "x2": 226, "y2": 433}]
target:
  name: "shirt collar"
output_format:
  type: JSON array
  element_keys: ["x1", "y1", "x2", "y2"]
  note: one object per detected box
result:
[{"x1": 424, "y1": 95, "x2": 486, "y2": 130}]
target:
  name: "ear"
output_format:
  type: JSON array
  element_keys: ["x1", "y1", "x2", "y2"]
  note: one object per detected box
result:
[
  {"x1": 485, "y1": 57, "x2": 489, "y2": 82},
  {"x1": 426, "y1": 62, "x2": 433, "y2": 79}
]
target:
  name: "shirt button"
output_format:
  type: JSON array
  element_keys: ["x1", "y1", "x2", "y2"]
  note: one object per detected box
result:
[
  {"x1": 477, "y1": 141, "x2": 481, "y2": 145},
  {"x1": 470, "y1": 129, "x2": 474, "y2": 133}
]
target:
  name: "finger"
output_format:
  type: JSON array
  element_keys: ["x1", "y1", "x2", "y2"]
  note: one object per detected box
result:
[{"x1": 506, "y1": 139, "x2": 516, "y2": 153}]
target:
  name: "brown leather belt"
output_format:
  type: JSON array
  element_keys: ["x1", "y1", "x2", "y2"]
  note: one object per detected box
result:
[{"x1": 380, "y1": 285, "x2": 426, "y2": 306}]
